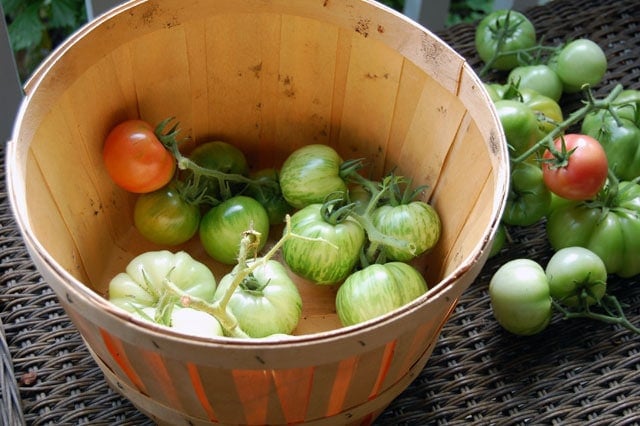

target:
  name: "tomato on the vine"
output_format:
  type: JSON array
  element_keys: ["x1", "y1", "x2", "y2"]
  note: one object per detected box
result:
[
  {"x1": 214, "y1": 259, "x2": 302, "y2": 337},
  {"x1": 188, "y1": 140, "x2": 249, "y2": 198},
  {"x1": 546, "y1": 180, "x2": 640, "y2": 278},
  {"x1": 541, "y1": 134, "x2": 608, "y2": 201},
  {"x1": 103, "y1": 119, "x2": 176, "y2": 193},
  {"x1": 134, "y1": 183, "x2": 201, "y2": 246},
  {"x1": 475, "y1": 10, "x2": 537, "y2": 71},
  {"x1": 199, "y1": 196, "x2": 270, "y2": 264},
  {"x1": 282, "y1": 202, "x2": 365, "y2": 285},
  {"x1": 545, "y1": 247, "x2": 607, "y2": 307}
]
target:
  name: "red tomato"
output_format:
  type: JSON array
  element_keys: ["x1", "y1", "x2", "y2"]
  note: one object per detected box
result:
[
  {"x1": 103, "y1": 119, "x2": 176, "y2": 193},
  {"x1": 541, "y1": 134, "x2": 608, "y2": 201}
]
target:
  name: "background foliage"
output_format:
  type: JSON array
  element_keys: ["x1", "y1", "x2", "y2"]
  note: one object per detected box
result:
[{"x1": 3, "y1": 0, "x2": 492, "y2": 82}]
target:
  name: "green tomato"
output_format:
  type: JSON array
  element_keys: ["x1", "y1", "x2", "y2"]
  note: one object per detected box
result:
[
  {"x1": 494, "y1": 99, "x2": 539, "y2": 157},
  {"x1": 518, "y1": 88, "x2": 563, "y2": 139},
  {"x1": 553, "y1": 39, "x2": 607, "y2": 93},
  {"x1": 475, "y1": 10, "x2": 537, "y2": 71},
  {"x1": 582, "y1": 91, "x2": 640, "y2": 181},
  {"x1": 133, "y1": 183, "x2": 201, "y2": 246},
  {"x1": 371, "y1": 201, "x2": 441, "y2": 262},
  {"x1": 243, "y1": 168, "x2": 294, "y2": 225},
  {"x1": 108, "y1": 250, "x2": 217, "y2": 312},
  {"x1": 336, "y1": 262, "x2": 428, "y2": 326},
  {"x1": 508, "y1": 64, "x2": 563, "y2": 102},
  {"x1": 502, "y1": 162, "x2": 551, "y2": 226},
  {"x1": 282, "y1": 203, "x2": 365, "y2": 284},
  {"x1": 215, "y1": 259, "x2": 302, "y2": 338},
  {"x1": 279, "y1": 144, "x2": 349, "y2": 209},
  {"x1": 546, "y1": 181, "x2": 640, "y2": 277},
  {"x1": 489, "y1": 259, "x2": 552, "y2": 336},
  {"x1": 545, "y1": 247, "x2": 607, "y2": 307},
  {"x1": 188, "y1": 141, "x2": 249, "y2": 198},
  {"x1": 199, "y1": 196, "x2": 270, "y2": 264}
]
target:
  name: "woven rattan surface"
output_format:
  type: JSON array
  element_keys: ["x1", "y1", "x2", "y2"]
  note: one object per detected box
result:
[{"x1": 2, "y1": 0, "x2": 640, "y2": 424}]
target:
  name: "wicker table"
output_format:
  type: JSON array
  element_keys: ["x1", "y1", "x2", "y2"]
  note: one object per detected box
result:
[{"x1": 2, "y1": 0, "x2": 639, "y2": 424}]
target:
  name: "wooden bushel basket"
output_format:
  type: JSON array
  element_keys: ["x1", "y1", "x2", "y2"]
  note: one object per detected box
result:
[{"x1": 7, "y1": 0, "x2": 508, "y2": 424}]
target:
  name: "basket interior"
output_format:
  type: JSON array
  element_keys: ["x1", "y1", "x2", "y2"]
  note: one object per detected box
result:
[{"x1": 14, "y1": 0, "x2": 506, "y2": 335}]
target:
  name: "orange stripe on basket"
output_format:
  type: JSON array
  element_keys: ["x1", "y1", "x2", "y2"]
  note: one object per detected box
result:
[
  {"x1": 272, "y1": 367, "x2": 315, "y2": 424},
  {"x1": 187, "y1": 363, "x2": 218, "y2": 422},
  {"x1": 326, "y1": 355, "x2": 358, "y2": 417},
  {"x1": 232, "y1": 369, "x2": 270, "y2": 425},
  {"x1": 99, "y1": 328, "x2": 147, "y2": 395},
  {"x1": 368, "y1": 340, "x2": 396, "y2": 400},
  {"x1": 144, "y1": 351, "x2": 182, "y2": 411},
  {"x1": 397, "y1": 321, "x2": 433, "y2": 379}
]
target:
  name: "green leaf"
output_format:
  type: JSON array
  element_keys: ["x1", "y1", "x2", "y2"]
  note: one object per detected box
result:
[
  {"x1": 7, "y1": 2, "x2": 44, "y2": 51},
  {"x1": 1, "y1": 0, "x2": 26, "y2": 18},
  {"x1": 49, "y1": 0, "x2": 81, "y2": 29}
]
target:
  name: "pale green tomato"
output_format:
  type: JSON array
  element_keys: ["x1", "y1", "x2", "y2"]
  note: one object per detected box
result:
[{"x1": 108, "y1": 250, "x2": 217, "y2": 312}]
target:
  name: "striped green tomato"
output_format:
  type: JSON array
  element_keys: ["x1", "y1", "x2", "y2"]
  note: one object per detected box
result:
[
  {"x1": 372, "y1": 201, "x2": 441, "y2": 262},
  {"x1": 336, "y1": 262, "x2": 428, "y2": 326},
  {"x1": 282, "y1": 203, "x2": 365, "y2": 285}
]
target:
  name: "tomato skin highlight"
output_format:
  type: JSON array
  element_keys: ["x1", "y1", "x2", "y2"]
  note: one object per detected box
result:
[
  {"x1": 489, "y1": 259, "x2": 552, "y2": 336},
  {"x1": 199, "y1": 196, "x2": 270, "y2": 264},
  {"x1": 541, "y1": 134, "x2": 608, "y2": 201},
  {"x1": 103, "y1": 119, "x2": 176, "y2": 193},
  {"x1": 336, "y1": 262, "x2": 427, "y2": 326}
]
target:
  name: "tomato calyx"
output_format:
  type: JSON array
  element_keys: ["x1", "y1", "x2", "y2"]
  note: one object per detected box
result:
[{"x1": 539, "y1": 135, "x2": 576, "y2": 170}]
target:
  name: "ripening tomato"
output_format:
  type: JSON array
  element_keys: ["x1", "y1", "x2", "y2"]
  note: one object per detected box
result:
[
  {"x1": 103, "y1": 119, "x2": 176, "y2": 193},
  {"x1": 541, "y1": 134, "x2": 608, "y2": 201}
]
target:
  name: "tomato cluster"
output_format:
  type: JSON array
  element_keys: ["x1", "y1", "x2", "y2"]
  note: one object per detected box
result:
[
  {"x1": 476, "y1": 10, "x2": 640, "y2": 336},
  {"x1": 103, "y1": 120, "x2": 442, "y2": 339}
]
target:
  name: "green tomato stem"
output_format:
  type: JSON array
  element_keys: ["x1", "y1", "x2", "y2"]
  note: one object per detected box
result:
[
  {"x1": 552, "y1": 295, "x2": 640, "y2": 335},
  {"x1": 154, "y1": 118, "x2": 275, "y2": 202}
]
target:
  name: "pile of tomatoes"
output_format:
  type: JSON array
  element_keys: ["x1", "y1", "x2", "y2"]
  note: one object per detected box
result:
[
  {"x1": 102, "y1": 118, "x2": 442, "y2": 339},
  {"x1": 476, "y1": 10, "x2": 640, "y2": 336}
]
